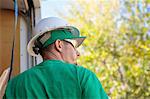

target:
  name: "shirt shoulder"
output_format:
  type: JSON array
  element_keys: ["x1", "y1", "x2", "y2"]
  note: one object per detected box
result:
[{"x1": 76, "y1": 66, "x2": 108, "y2": 99}]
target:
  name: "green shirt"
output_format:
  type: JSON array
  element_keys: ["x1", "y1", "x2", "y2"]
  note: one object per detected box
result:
[{"x1": 4, "y1": 60, "x2": 108, "y2": 99}]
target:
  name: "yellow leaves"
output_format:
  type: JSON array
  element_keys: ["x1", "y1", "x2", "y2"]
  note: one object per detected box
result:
[
  {"x1": 139, "y1": 44, "x2": 150, "y2": 51},
  {"x1": 128, "y1": 65, "x2": 142, "y2": 77},
  {"x1": 101, "y1": 50, "x2": 108, "y2": 58}
]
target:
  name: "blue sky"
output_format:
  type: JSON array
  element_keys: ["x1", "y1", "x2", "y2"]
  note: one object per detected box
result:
[{"x1": 41, "y1": 0, "x2": 71, "y2": 18}]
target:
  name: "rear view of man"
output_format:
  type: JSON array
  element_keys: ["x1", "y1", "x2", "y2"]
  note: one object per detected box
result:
[{"x1": 4, "y1": 17, "x2": 108, "y2": 99}]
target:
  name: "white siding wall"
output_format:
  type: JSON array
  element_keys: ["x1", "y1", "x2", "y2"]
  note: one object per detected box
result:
[{"x1": 20, "y1": 16, "x2": 28, "y2": 72}]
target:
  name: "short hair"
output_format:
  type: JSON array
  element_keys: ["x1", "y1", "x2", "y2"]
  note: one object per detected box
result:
[{"x1": 39, "y1": 43, "x2": 55, "y2": 57}]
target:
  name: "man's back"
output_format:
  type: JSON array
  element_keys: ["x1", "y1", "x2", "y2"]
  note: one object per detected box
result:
[{"x1": 4, "y1": 60, "x2": 108, "y2": 99}]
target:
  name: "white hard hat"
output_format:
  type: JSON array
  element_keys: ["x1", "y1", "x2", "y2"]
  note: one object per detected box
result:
[{"x1": 27, "y1": 17, "x2": 86, "y2": 56}]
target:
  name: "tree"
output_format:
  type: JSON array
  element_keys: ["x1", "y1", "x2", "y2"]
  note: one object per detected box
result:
[{"x1": 59, "y1": 0, "x2": 150, "y2": 98}]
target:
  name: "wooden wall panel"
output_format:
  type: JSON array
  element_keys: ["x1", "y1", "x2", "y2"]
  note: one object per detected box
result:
[{"x1": 0, "y1": 10, "x2": 20, "y2": 77}]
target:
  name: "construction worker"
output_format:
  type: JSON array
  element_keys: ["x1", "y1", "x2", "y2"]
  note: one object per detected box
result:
[{"x1": 3, "y1": 17, "x2": 108, "y2": 99}]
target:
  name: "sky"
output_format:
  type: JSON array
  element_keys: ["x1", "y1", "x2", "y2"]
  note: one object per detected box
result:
[{"x1": 41, "y1": 0, "x2": 71, "y2": 18}]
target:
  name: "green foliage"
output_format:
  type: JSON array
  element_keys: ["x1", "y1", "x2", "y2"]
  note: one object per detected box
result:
[{"x1": 60, "y1": 0, "x2": 150, "y2": 98}]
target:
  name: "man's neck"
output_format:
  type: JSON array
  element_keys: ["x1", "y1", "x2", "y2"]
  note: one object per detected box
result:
[{"x1": 43, "y1": 51, "x2": 63, "y2": 61}]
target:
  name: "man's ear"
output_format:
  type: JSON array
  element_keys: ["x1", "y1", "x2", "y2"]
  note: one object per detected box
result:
[{"x1": 54, "y1": 40, "x2": 63, "y2": 52}]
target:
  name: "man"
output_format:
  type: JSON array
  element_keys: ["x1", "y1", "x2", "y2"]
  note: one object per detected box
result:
[{"x1": 4, "y1": 17, "x2": 108, "y2": 99}]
